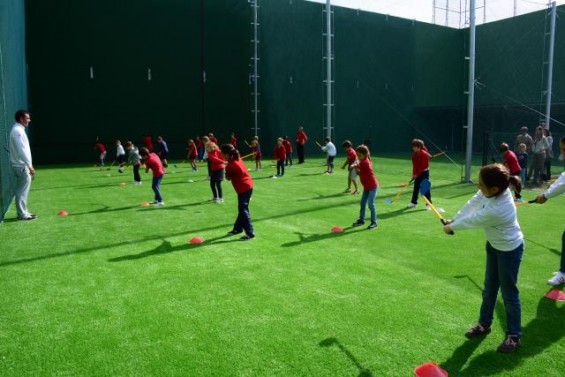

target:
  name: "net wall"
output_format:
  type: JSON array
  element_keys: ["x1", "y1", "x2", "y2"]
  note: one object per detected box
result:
[{"x1": 0, "y1": 0, "x2": 28, "y2": 223}]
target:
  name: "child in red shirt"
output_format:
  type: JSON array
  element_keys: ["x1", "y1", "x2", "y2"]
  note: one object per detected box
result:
[
  {"x1": 251, "y1": 136, "x2": 262, "y2": 171},
  {"x1": 341, "y1": 140, "x2": 359, "y2": 194},
  {"x1": 139, "y1": 147, "x2": 165, "y2": 206},
  {"x1": 283, "y1": 136, "x2": 293, "y2": 166},
  {"x1": 500, "y1": 143, "x2": 523, "y2": 200},
  {"x1": 274, "y1": 137, "x2": 287, "y2": 177},
  {"x1": 408, "y1": 139, "x2": 432, "y2": 208},
  {"x1": 207, "y1": 142, "x2": 225, "y2": 203},
  {"x1": 221, "y1": 144, "x2": 255, "y2": 240},
  {"x1": 94, "y1": 142, "x2": 106, "y2": 167},
  {"x1": 351, "y1": 145, "x2": 379, "y2": 229},
  {"x1": 187, "y1": 139, "x2": 198, "y2": 172}
]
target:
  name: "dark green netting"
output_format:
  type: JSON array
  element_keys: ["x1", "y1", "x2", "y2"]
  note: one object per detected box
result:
[{"x1": 0, "y1": 0, "x2": 28, "y2": 223}]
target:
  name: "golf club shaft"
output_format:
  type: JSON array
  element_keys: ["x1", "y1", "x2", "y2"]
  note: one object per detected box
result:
[
  {"x1": 422, "y1": 196, "x2": 454, "y2": 235},
  {"x1": 241, "y1": 152, "x2": 255, "y2": 159}
]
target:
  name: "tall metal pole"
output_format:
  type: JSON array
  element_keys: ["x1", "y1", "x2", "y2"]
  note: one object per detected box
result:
[
  {"x1": 544, "y1": 2, "x2": 556, "y2": 130},
  {"x1": 325, "y1": 0, "x2": 332, "y2": 139},
  {"x1": 253, "y1": 0, "x2": 259, "y2": 136},
  {"x1": 464, "y1": 0, "x2": 476, "y2": 182}
]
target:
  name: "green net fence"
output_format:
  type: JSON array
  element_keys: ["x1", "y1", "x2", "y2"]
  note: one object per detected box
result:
[{"x1": 0, "y1": 0, "x2": 28, "y2": 223}]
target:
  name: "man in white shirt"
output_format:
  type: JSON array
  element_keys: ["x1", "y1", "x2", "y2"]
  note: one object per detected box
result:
[
  {"x1": 536, "y1": 136, "x2": 565, "y2": 285},
  {"x1": 321, "y1": 137, "x2": 337, "y2": 174},
  {"x1": 9, "y1": 110, "x2": 36, "y2": 220}
]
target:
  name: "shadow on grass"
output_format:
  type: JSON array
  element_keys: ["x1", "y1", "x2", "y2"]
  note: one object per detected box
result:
[
  {"x1": 281, "y1": 227, "x2": 362, "y2": 247},
  {"x1": 66, "y1": 201, "x2": 208, "y2": 216},
  {"x1": 525, "y1": 237, "x2": 561, "y2": 257},
  {"x1": 319, "y1": 337, "x2": 373, "y2": 377},
  {"x1": 452, "y1": 295, "x2": 565, "y2": 376},
  {"x1": 108, "y1": 234, "x2": 234, "y2": 261}
]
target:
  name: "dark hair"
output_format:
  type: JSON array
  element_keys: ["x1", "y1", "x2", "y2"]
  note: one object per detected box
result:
[
  {"x1": 342, "y1": 140, "x2": 352, "y2": 148},
  {"x1": 499, "y1": 143, "x2": 510, "y2": 152},
  {"x1": 479, "y1": 164, "x2": 520, "y2": 196},
  {"x1": 14, "y1": 109, "x2": 29, "y2": 122},
  {"x1": 139, "y1": 147, "x2": 150, "y2": 157},
  {"x1": 125, "y1": 141, "x2": 133, "y2": 148},
  {"x1": 355, "y1": 145, "x2": 370, "y2": 157},
  {"x1": 561, "y1": 136, "x2": 565, "y2": 144},
  {"x1": 412, "y1": 139, "x2": 424, "y2": 148},
  {"x1": 220, "y1": 143, "x2": 240, "y2": 160},
  {"x1": 324, "y1": 137, "x2": 330, "y2": 142}
]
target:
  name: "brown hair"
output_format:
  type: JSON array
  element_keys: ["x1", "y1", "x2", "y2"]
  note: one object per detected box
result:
[
  {"x1": 479, "y1": 163, "x2": 521, "y2": 196},
  {"x1": 221, "y1": 144, "x2": 240, "y2": 160},
  {"x1": 355, "y1": 145, "x2": 370, "y2": 158}
]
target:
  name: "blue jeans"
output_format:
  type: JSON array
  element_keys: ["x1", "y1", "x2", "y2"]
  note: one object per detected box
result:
[
  {"x1": 411, "y1": 170, "x2": 431, "y2": 205},
  {"x1": 234, "y1": 189, "x2": 254, "y2": 237},
  {"x1": 359, "y1": 187, "x2": 377, "y2": 224},
  {"x1": 479, "y1": 242, "x2": 523, "y2": 337},
  {"x1": 152, "y1": 175, "x2": 163, "y2": 202},
  {"x1": 559, "y1": 230, "x2": 565, "y2": 274}
]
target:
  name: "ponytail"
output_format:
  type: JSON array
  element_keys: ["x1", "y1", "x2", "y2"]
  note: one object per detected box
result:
[{"x1": 220, "y1": 144, "x2": 240, "y2": 160}]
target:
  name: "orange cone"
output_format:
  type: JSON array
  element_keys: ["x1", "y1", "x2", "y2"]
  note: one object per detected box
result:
[{"x1": 190, "y1": 236, "x2": 204, "y2": 244}]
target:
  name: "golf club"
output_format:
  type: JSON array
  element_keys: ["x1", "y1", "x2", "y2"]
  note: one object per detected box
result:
[{"x1": 420, "y1": 179, "x2": 454, "y2": 235}]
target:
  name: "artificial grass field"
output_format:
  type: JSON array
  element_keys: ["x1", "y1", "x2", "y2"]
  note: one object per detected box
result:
[{"x1": 0, "y1": 155, "x2": 563, "y2": 377}]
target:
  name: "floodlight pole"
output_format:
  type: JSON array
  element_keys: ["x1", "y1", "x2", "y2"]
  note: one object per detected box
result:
[
  {"x1": 464, "y1": 0, "x2": 476, "y2": 182},
  {"x1": 325, "y1": 0, "x2": 333, "y2": 140},
  {"x1": 544, "y1": 1, "x2": 556, "y2": 130},
  {"x1": 252, "y1": 0, "x2": 260, "y2": 136}
]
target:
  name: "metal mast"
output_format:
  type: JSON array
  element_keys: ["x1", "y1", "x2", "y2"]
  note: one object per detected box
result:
[
  {"x1": 544, "y1": 2, "x2": 557, "y2": 130},
  {"x1": 464, "y1": 0, "x2": 476, "y2": 182},
  {"x1": 251, "y1": 0, "x2": 260, "y2": 136},
  {"x1": 323, "y1": 0, "x2": 334, "y2": 139}
]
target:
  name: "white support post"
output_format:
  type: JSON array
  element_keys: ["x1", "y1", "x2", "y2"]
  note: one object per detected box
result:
[
  {"x1": 544, "y1": 2, "x2": 556, "y2": 130},
  {"x1": 464, "y1": 0, "x2": 476, "y2": 182}
]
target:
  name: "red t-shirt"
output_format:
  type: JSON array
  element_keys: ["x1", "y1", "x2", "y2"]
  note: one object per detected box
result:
[
  {"x1": 208, "y1": 149, "x2": 225, "y2": 171},
  {"x1": 143, "y1": 136, "x2": 154, "y2": 152},
  {"x1": 283, "y1": 140, "x2": 293, "y2": 153},
  {"x1": 358, "y1": 158, "x2": 378, "y2": 191},
  {"x1": 345, "y1": 148, "x2": 357, "y2": 164},
  {"x1": 145, "y1": 153, "x2": 164, "y2": 177},
  {"x1": 274, "y1": 145, "x2": 286, "y2": 161},
  {"x1": 296, "y1": 130, "x2": 308, "y2": 145},
  {"x1": 504, "y1": 150, "x2": 521, "y2": 175},
  {"x1": 188, "y1": 144, "x2": 197, "y2": 158},
  {"x1": 412, "y1": 148, "x2": 430, "y2": 177},
  {"x1": 95, "y1": 143, "x2": 106, "y2": 153},
  {"x1": 226, "y1": 158, "x2": 253, "y2": 194},
  {"x1": 209, "y1": 136, "x2": 219, "y2": 145}
]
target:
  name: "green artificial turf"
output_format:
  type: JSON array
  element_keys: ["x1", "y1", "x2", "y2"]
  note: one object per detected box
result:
[{"x1": 0, "y1": 156, "x2": 563, "y2": 376}]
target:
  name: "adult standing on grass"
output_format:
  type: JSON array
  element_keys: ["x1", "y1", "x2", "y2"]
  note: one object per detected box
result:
[
  {"x1": 514, "y1": 126, "x2": 533, "y2": 153},
  {"x1": 9, "y1": 110, "x2": 36, "y2": 221},
  {"x1": 139, "y1": 147, "x2": 165, "y2": 206},
  {"x1": 443, "y1": 164, "x2": 524, "y2": 353},
  {"x1": 527, "y1": 125, "x2": 549, "y2": 185},
  {"x1": 156, "y1": 136, "x2": 169, "y2": 168},
  {"x1": 535, "y1": 136, "x2": 565, "y2": 286},
  {"x1": 296, "y1": 126, "x2": 308, "y2": 164},
  {"x1": 221, "y1": 144, "x2": 255, "y2": 241}
]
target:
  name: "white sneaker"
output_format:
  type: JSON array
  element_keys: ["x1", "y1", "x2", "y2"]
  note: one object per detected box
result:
[
  {"x1": 406, "y1": 203, "x2": 417, "y2": 208},
  {"x1": 547, "y1": 271, "x2": 565, "y2": 286},
  {"x1": 426, "y1": 205, "x2": 431, "y2": 211},
  {"x1": 215, "y1": 198, "x2": 224, "y2": 203},
  {"x1": 154, "y1": 201, "x2": 164, "y2": 207}
]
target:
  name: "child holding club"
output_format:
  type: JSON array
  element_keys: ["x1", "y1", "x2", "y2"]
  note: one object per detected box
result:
[
  {"x1": 443, "y1": 164, "x2": 524, "y2": 353},
  {"x1": 274, "y1": 137, "x2": 286, "y2": 177},
  {"x1": 187, "y1": 139, "x2": 198, "y2": 172},
  {"x1": 94, "y1": 141, "x2": 107, "y2": 167},
  {"x1": 221, "y1": 144, "x2": 255, "y2": 241},
  {"x1": 341, "y1": 140, "x2": 359, "y2": 194},
  {"x1": 407, "y1": 139, "x2": 432, "y2": 208},
  {"x1": 251, "y1": 136, "x2": 262, "y2": 171},
  {"x1": 124, "y1": 141, "x2": 142, "y2": 185},
  {"x1": 139, "y1": 147, "x2": 165, "y2": 206},
  {"x1": 500, "y1": 142, "x2": 522, "y2": 200},
  {"x1": 351, "y1": 145, "x2": 378, "y2": 230},
  {"x1": 207, "y1": 141, "x2": 225, "y2": 203}
]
